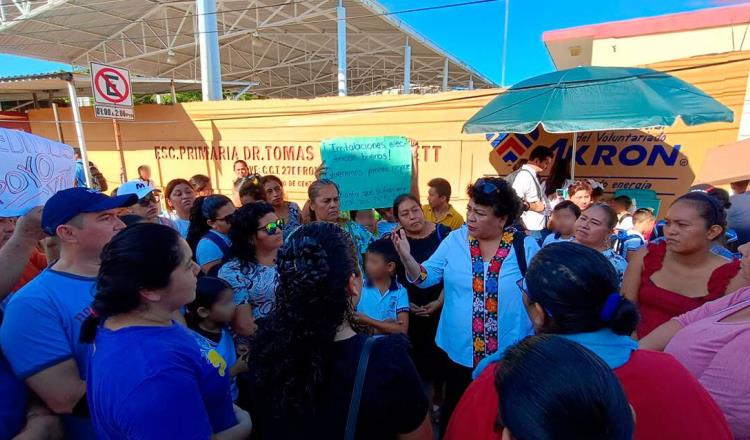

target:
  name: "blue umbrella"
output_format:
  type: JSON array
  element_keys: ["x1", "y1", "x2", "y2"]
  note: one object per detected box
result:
[{"x1": 463, "y1": 66, "x2": 734, "y2": 177}]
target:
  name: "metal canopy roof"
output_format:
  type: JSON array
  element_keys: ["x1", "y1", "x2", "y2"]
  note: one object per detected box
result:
[{"x1": 0, "y1": 0, "x2": 495, "y2": 98}]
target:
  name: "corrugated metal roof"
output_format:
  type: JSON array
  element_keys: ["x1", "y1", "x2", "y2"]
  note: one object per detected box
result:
[{"x1": 0, "y1": 0, "x2": 495, "y2": 98}]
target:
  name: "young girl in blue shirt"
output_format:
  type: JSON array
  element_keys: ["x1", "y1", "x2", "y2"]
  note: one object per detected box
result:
[{"x1": 186, "y1": 276, "x2": 247, "y2": 402}]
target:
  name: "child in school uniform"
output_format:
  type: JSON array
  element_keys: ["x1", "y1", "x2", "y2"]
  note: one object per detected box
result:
[
  {"x1": 186, "y1": 277, "x2": 247, "y2": 402},
  {"x1": 356, "y1": 238, "x2": 410, "y2": 334},
  {"x1": 543, "y1": 200, "x2": 581, "y2": 247}
]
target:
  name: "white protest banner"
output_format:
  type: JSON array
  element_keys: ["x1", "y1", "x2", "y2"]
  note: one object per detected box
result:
[
  {"x1": 320, "y1": 136, "x2": 412, "y2": 211},
  {"x1": 0, "y1": 128, "x2": 75, "y2": 217}
]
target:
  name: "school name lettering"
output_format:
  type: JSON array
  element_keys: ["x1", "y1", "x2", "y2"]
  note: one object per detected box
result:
[
  {"x1": 154, "y1": 143, "x2": 444, "y2": 163},
  {"x1": 153, "y1": 145, "x2": 316, "y2": 162}
]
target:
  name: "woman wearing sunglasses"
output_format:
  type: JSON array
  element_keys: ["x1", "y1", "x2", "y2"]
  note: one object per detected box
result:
[
  {"x1": 392, "y1": 177, "x2": 539, "y2": 434},
  {"x1": 446, "y1": 242, "x2": 732, "y2": 440},
  {"x1": 218, "y1": 202, "x2": 284, "y2": 351},
  {"x1": 187, "y1": 195, "x2": 236, "y2": 274},
  {"x1": 117, "y1": 180, "x2": 178, "y2": 229}
]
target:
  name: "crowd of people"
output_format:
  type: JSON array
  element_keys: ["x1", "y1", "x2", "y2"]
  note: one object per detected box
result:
[{"x1": 0, "y1": 150, "x2": 749, "y2": 440}]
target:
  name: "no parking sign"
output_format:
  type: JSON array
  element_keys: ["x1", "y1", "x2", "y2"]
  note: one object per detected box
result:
[{"x1": 90, "y1": 62, "x2": 134, "y2": 120}]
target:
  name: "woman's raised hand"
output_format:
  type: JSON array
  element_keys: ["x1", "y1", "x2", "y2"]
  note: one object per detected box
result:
[{"x1": 391, "y1": 227, "x2": 411, "y2": 257}]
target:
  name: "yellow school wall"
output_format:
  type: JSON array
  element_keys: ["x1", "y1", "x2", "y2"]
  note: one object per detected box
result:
[
  {"x1": 27, "y1": 51, "x2": 747, "y2": 216},
  {"x1": 591, "y1": 24, "x2": 750, "y2": 68}
]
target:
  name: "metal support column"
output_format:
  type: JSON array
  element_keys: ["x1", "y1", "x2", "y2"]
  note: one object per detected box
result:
[
  {"x1": 51, "y1": 102, "x2": 64, "y2": 143},
  {"x1": 442, "y1": 58, "x2": 449, "y2": 92},
  {"x1": 170, "y1": 80, "x2": 178, "y2": 104},
  {"x1": 403, "y1": 39, "x2": 411, "y2": 94},
  {"x1": 336, "y1": 0, "x2": 347, "y2": 96},
  {"x1": 501, "y1": 0, "x2": 510, "y2": 87},
  {"x1": 66, "y1": 80, "x2": 93, "y2": 188},
  {"x1": 196, "y1": 0, "x2": 223, "y2": 101}
]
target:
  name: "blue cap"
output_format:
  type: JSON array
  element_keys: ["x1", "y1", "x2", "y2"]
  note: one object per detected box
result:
[{"x1": 42, "y1": 188, "x2": 137, "y2": 236}]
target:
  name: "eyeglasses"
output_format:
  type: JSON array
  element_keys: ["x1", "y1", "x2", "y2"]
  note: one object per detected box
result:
[
  {"x1": 214, "y1": 213, "x2": 234, "y2": 223},
  {"x1": 137, "y1": 193, "x2": 160, "y2": 207},
  {"x1": 258, "y1": 218, "x2": 284, "y2": 235},
  {"x1": 516, "y1": 277, "x2": 553, "y2": 317},
  {"x1": 475, "y1": 179, "x2": 501, "y2": 195}
]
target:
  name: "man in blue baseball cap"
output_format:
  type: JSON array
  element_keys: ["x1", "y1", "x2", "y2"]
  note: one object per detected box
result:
[{"x1": 0, "y1": 187, "x2": 136, "y2": 439}]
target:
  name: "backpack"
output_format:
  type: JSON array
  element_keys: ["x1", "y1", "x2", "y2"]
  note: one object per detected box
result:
[
  {"x1": 611, "y1": 230, "x2": 644, "y2": 258},
  {"x1": 203, "y1": 231, "x2": 231, "y2": 277},
  {"x1": 505, "y1": 168, "x2": 544, "y2": 204}
]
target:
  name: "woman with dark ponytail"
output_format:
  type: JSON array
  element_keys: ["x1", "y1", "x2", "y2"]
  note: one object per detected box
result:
[
  {"x1": 446, "y1": 242, "x2": 733, "y2": 440},
  {"x1": 186, "y1": 194, "x2": 236, "y2": 274},
  {"x1": 82, "y1": 223, "x2": 252, "y2": 439},
  {"x1": 246, "y1": 222, "x2": 432, "y2": 440}
]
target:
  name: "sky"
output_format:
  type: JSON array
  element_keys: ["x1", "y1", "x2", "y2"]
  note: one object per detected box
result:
[{"x1": 0, "y1": 0, "x2": 742, "y2": 85}]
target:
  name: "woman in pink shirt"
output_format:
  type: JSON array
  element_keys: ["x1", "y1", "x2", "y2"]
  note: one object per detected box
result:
[{"x1": 641, "y1": 242, "x2": 750, "y2": 439}]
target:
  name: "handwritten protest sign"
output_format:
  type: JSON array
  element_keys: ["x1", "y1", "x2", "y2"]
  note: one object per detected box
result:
[
  {"x1": 0, "y1": 128, "x2": 75, "y2": 217},
  {"x1": 321, "y1": 136, "x2": 412, "y2": 211}
]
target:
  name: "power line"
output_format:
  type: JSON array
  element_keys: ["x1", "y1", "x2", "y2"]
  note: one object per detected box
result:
[{"x1": 0, "y1": 0, "x2": 499, "y2": 49}]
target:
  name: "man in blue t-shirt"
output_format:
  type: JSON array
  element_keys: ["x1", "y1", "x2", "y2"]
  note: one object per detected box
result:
[{"x1": 0, "y1": 188, "x2": 136, "y2": 439}]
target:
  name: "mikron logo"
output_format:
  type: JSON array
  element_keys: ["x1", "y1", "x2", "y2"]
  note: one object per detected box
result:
[
  {"x1": 486, "y1": 128, "x2": 686, "y2": 168},
  {"x1": 486, "y1": 128, "x2": 540, "y2": 165}
]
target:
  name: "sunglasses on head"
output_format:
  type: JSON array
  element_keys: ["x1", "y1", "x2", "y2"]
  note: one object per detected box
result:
[
  {"x1": 258, "y1": 218, "x2": 285, "y2": 235},
  {"x1": 137, "y1": 193, "x2": 160, "y2": 207},
  {"x1": 475, "y1": 179, "x2": 501, "y2": 195}
]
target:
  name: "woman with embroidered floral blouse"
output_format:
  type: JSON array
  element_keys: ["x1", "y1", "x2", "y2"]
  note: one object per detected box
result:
[{"x1": 392, "y1": 177, "x2": 539, "y2": 434}]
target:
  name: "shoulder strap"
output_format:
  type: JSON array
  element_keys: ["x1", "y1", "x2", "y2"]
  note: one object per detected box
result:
[
  {"x1": 204, "y1": 231, "x2": 231, "y2": 258},
  {"x1": 509, "y1": 169, "x2": 545, "y2": 209},
  {"x1": 436, "y1": 224, "x2": 450, "y2": 243},
  {"x1": 512, "y1": 232, "x2": 527, "y2": 277},
  {"x1": 522, "y1": 169, "x2": 544, "y2": 201},
  {"x1": 504, "y1": 169, "x2": 519, "y2": 184},
  {"x1": 345, "y1": 336, "x2": 381, "y2": 440}
]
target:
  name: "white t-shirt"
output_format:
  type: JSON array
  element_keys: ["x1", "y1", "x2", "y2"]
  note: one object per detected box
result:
[
  {"x1": 511, "y1": 165, "x2": 549, "y2": 231},
  {"x1": 616, "y1": 214, "x2": 634, "y2": 232}
]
